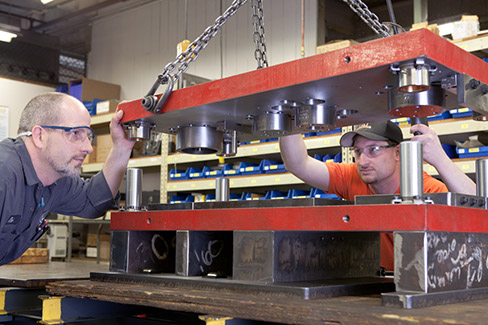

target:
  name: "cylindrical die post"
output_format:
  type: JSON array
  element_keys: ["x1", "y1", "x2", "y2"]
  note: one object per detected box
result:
[
  {"x1": 216, "y1": 177, "x2": 230, "y2": 202},
  {"x1": 400, "y1": 141, "x2": 423, "y2": 199},
  {"x1": 476, "y1": 159, "x2": 488, "y2": 197},
  {"x1": 126, "y1": 168, "x2": 143, "y2": 210}
]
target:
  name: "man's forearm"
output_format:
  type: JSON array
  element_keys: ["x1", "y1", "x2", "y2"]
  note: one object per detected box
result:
[
  {"x1": 433, "y1": 155, "x2": 476, "y2": 195},
  {"x1": 279, "y1": 134, "x2": 309, "y2": 173},
  {"x1": 102, "y1": 146, "x2": 132, "y2": 197}
]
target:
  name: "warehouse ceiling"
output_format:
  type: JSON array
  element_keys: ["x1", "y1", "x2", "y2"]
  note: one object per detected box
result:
[
  {"x1": 0, "y1": 0, "x2": 159, "y2": 56},
  {"x1": 0, "y1": 0, "x2": 485, "y2": 87},
  {"x1": 0, "y1": 0, "x2": 487, "y2": 56}
]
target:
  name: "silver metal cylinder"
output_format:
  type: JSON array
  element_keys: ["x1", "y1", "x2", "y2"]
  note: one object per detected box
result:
[
  {"x1": 126, "y1": 121, "x2": 154, "y2": 141},
  {"x1": 176, "y1": 125, "x2": 223, "y2": 154},
  {"x1": 400, "y1": 141, "x2": 423, "y2": 199},
  {"x1": 476, "y1": 159, "x2": 488, "y2": 197},
  {"x1": 295, "y1": 99, "x2": 336, "y2": 131},
  {"x1": 398, "y1": 64, "x2": 430, "y2": 93},
  {"x1": 253, "y1": 112, "x2": 292, "y2": 137},
  {"x1": 388, "y1": 85, "x2": 445, "y2": 118},
  {"x1": 218, "y1": 129, "x2": 238, "y2": 157},
  {"x1": 215, "y1": 177, "x2": 230, "y2": 202},
  {"x1": 126, "y1": 168, "x2": 142, "y2": 210}
]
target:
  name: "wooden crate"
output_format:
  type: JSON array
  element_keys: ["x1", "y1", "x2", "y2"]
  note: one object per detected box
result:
[
  {"x1": 9, "y1": 248, "x2": 49, "y2": 264},
  {"x1": 316, "y1": 40, "x2": 359, "y2": 54}
]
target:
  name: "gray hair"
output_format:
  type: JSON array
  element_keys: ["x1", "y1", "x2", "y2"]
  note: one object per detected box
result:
[{"x1": 17, "y1": 92, "x2": 69, "y2": 134}]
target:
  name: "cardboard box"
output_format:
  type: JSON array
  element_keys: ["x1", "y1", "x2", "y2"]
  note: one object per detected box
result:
[
  {"x1": 86, "y1": 246, "x2": 97, "y2": 258},
  {"x1": 316, "y1": 40, "x2": 358, "y2": 54},
  {"x1": 96, "y1": 134, "x2": 112, "y2": 163},
  {"x1": 85, "y1": 145, "x2": 97, "y2": 164},
  {"x1": 9, "y1": 248, "x2": 49, "y2": 264},
  {"x1": 69, "y1": 77, "x2": 121, "y2": 102},
  {"x1": 410, "y1": 22, "x2": 440, "y2": 35},
  {"x1": 99, "y1": 241, "x2": 110, "y2": 260},
  {"x1": 87, "y1": 233, "x2": 110, "y2": 247},
  {"x1": 86, "y1": 242, "x2": 110, "y2": 260},
  {"x1": 96, "y1": 100, "x2": 120, "y2": 115}
]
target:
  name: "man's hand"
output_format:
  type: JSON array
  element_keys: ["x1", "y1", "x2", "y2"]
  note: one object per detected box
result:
[
  {"x1": 410, "y1": 123, "x2": 476, "y2": 195},
  {"x1": 410, "y1": 123, "x2": 446, "y2": 166},
  {"x1": 102, "y1": 106, "x2": 136, "y2": 197},
  {"x1": 110, "y1": 109, "x2": 135, "y2": 151}
]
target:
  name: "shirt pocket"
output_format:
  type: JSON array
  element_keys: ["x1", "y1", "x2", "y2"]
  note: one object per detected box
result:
[{"x1": 1, "y1": 215, "x2": 22, "y2": 235}]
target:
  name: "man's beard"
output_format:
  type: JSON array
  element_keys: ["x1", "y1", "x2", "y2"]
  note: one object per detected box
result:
[
  {"x1": 45, "y1": 141, "x2": 83, "y2": 178},
  {"x1": 47, "y1": 155, "x2": 82, "y2": 178}
]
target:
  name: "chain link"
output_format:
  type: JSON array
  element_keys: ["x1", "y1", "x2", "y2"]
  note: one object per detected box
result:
[
  {"x1": 342, "y1": 0, "x2": 390, "y2": 38},
  {"x1": 251, "y1": 0, "x2": 268, "y2": 69},
  {"x1": 159, "y1": 0, "x2": 248, "y2": 85}
]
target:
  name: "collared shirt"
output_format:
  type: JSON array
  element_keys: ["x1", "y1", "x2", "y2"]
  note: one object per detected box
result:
[{"x1": 0, "y1": 137, "x2": 119, "y2": 265}]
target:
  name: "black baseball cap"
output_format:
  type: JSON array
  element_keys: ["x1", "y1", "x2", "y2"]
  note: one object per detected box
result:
[{"x1": 340, "y1": 121, "x2": 404, "y2": 147}]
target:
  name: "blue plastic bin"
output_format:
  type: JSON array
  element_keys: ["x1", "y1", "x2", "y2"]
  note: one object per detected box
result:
[
  {"x1": 261, "y1": 160, "x2": 286, "y2": 173},
  {"x1": 169, "y1": 168, "x2": 190, "y2": 181},
  {"x1": 239, "y1": 162, "x2": 261, "y2": 175},
  {"x1": 169, "y1": 195, "x2": 194, "y2": 204},
  {"x1": 456, "y1": 146, "x2": 488, "y2": 158}
]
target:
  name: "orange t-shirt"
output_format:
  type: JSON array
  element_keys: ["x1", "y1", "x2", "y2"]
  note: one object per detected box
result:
[{"x1": 325, "y1": 162, "x2": 448, "y2": 270}]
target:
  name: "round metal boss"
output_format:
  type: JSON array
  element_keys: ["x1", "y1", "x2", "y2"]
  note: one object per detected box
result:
[{"x1": 176, "y1": 125, "x2": 223, "y2": 154}]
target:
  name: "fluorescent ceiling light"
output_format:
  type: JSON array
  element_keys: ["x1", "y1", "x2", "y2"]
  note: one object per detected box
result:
[
  {"x1": 0, "y1": 31, "x2": 17, "y2": 43},
  {"x1": 40, "y1": 0, "x2": 54, "y2": 4}
]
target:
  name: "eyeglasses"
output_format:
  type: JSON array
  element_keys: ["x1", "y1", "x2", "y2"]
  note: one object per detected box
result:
[
  {"x1": 350, "y1": 145, "x2": 395, "y2": 159},
  {"x1": 40, "y1": 125, "x2": 95, "y2": 144}
]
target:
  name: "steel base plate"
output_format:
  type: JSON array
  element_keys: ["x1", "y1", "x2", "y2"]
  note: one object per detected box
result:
[
  {"x1": 382, "y1": 287, "x2": 488, "y2": 309},
  {"x1": 91, "y1": 272, "x2": 394, "y2": 300},
  {"x1": 147, "y1": 197, "x2": 353, "y2": 211}
]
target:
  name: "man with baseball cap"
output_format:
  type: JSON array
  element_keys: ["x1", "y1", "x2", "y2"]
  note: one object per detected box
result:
[{"x1": 279, "y1": 120, "x2": 476, "y2": 270}]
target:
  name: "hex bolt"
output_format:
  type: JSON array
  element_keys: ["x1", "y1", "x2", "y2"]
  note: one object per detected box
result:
[{"x1": 469, "y1": 78, "x2": 481, "y2": 89}]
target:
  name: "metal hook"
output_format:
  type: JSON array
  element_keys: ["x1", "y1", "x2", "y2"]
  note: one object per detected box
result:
[{"x1": 141, "y1": 75, "x2": 174, "y2": 114}]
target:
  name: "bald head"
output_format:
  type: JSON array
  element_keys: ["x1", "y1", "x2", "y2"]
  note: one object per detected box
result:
[{"x1": 18, "y1": 92, "x2": 84, "y2": 134}]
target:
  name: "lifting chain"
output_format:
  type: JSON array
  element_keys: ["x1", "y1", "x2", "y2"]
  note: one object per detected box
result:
[
  {"x1": 342, "y1": 0, "x2": 391, "y2": 38},
  {"x1": 142, "y1": 0, "x2": 249, "y2": 113},
  {"x1": 251, "y1": 0, "x2": 268, "y2": 69}
]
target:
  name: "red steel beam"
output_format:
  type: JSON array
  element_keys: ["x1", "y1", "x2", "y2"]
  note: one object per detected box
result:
[{"x1": 111, "y1": 204, "x2": 488, "y2": 233}]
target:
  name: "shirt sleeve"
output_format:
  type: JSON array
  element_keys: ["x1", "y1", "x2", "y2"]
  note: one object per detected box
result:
[
  {"x1": 51, "y1": 171, "x2": 119, "y2": 219},
  {"x1": 423, "y1": 171, "x2": 448, "y2": 193}
]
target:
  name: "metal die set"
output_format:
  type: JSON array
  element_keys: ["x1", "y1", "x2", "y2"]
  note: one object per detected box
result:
[{"x1": 95, "y1": 29, "x2": 488, "y2": 310}]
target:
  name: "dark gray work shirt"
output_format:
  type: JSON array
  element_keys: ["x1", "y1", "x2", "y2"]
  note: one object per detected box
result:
[{"x1": 0, "y1": 137, "x2": 118, "y2": 265}]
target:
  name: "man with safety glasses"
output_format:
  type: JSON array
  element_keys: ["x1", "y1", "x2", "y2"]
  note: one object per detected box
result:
[
  {"x1": 279, "y1": 120, "x2": 476, "y2": 270},
  {"x1": 0, "y1": 92, "x2": 135, "y2": 265}
]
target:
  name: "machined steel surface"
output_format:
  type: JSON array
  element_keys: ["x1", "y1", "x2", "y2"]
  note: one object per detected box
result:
[
  {"x1": 394, "y1": 231, "x2": 488, "y2": 293},
  {"x1": 295, "y1": 99, "x2": 336, "y2": 131},
  {"x1": 476, "y1": 159, "x2": 488, "y2": 197},
  {"x1": 397, "y1": 63, "x2": 431, "y2": 93},
  {"x1": 118, "y1": 29, "x2": 488, "y2": 144},
  {"x1": 383, "y1": 286, "x2": 488, "y2": 309},
  {"x1": 400, "y1": 141, "x2": 423, "y2": 199},
  {"x1": 176, "y1": 125, "x2": 223, "y2": 154},
  {"x1": 176, "y1": 230, "x2": 233, "y2": 277},
  {"x1": 126, "y1": 168, "x2": 142, "y2": 211},
  {"x1": 388, "y1": 85, "x2": 446, "y2": 118},
  {"x1": 90, "y1": 271, "x2": 394, "y2": 300},
  {"x1": 215, "y1": 177, "x2": 230, "y2": 202},
  {"x1": 233, "y1": 231, "x2": 379, "y2": 283},
  {"x1": 354, "y1": 193, "x2": 487, "y2": 209},
  {"x1": 0, "y1": 262, "x2": 108, "y2": 287},
  {"x1": 147, "y1": 197, "x2": 352, "y2": 211},
  {"x1": 110, "y1": 231, "x2": 176, "y2": 274}
]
